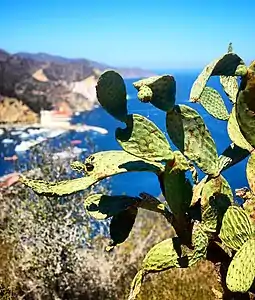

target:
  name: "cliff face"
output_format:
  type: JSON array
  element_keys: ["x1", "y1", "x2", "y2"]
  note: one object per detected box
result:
[{"x1": 0, "y1": 49, "x2": 156, "y2": 121}]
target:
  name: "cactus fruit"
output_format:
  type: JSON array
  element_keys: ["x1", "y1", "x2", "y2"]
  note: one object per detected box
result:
[
  {"x1": 190, "y1": 53, "x2": 244, "y2": 102},
  {"x1": 220, "y1": 75, "x2": 238, "y2": 103},
  {"x1": 198, "y1": 87, "x2": 229, "y2": 120},
  {"x1": 227, "y1": 107, "x2": 253, "y2": 152},
  {"x1": 133, "y1": 75, "x2": 176, "y2": 111},
  {"x1": 226, "y1": 238, "x2": 255, "y2": 293},
  {"x1": 236, "y1": 61, "x2": 255, "y2": 148},
  {"x1": 96, "y1": 70, "x2": 128, "y2": 121},
  {"x1": 166, "y1": 104, "x2": 219, "y2": 176},
  {"x1": 137, "y1": 85, "x2": 153, "y2": 102},
  {"x1": 116, "y1": 114, "x2": 174, "y2": 162},
  {"x1": 219, "y1": 206, "x2": 253, "y2": 251},
  {"x1": 84, "y1": 194, "x2": 140, "y2": 220}
]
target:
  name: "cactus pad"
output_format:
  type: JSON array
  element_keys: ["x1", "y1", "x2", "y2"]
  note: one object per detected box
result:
[
  {"x1": 83, "y1": 150, "x2": 164, "y2": 179},
  {"x1": 201, "y1": 178, "x2": 233, "y2": 234},
  {"x1": 190, "y1": 53, "x2": 244, "y2": 102},
  {"x1": 201, "y1": 175, "x2": 233, "y2": 209},
  {"x1": 220, "y1": 75, "x2": 238, "y2": 103},
  {"x1": 163, "y1": 152, "x2": 192, "y2": 217},
  {"x1": 133, "y1": 75, "x2": 176, "y2": 111},
  {"x1": 247, "y1": 153, "x2": 255, "y2": 194},
  {"x1": 226, "y1": 238, "x2": 255, "y2": 293},
  {"x1": 199, "y1": 87, "x2": 229, "y2": 120},
  {"x1": 166, "y1": 105, "x2": 219, "y2": 176},
  {"x1": 227, "y1": 107, "x2": 253, "y2": 152},
  {"x1": 116, "y1": 114, "x2": 174, "y2": 162},
  {"x1": 236, "y1": 62, "x2": 255, "y2": 148},
  {"x1": 218, "y1": 143, "x2": 250, "y2": 172},
  {"x1": 219, "y1": 206, "x2": 253, "y2": 251},
  {"x1": 96, "y1": 70, "x2": 128, "y2": 121},
  {"x1": 191, "y1": 176, "x2": 208, "y2": 206},
  {"x1": 84, "y1": 194, "x2": 139, "y2": 220},
  {"x1": 138, "y1": 192, "x2": 171, "y2": 220},
  {"x1": 20, "y1": 175, "x2": 96, "y2": 197},
  {"x1": 137, "y1": 85, "x2": 153, "y2": 103},
  {"x1": 108, "y1": 206, "x2": 138, "y2": 248}
]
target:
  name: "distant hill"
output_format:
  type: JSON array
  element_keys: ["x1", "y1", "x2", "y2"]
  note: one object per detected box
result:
[{"x1": 0, "y1": 48, "x2": 156, "y2": 120}]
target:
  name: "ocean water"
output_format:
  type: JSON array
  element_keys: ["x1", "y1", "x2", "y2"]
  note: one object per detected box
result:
[{"x1": 0, "y1": 71, "x2": 249, "y2": 199}]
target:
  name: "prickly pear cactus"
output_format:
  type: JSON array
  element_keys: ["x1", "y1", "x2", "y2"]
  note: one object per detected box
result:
[
  {"x1": 133, "y1": 75, "x2": 176, "y2": 111},
  {"x1": 227, "y1": 107, "x2": 253, "y2": 152},
  {"x1": 198, "y1": 87, "x2": 229, "y2": 120},
  {"x1": 84, "y1": 194, "x2": 140, "y2": 220},
  {"x1": 220, "y1": 75, "x2": 238, "y2": 103},
  {"x1": 190, "y1": 52, "x2": 245, "y2": 102},
  {"x1": 96, "y1": 70, "x2": 128, "y2": 121},
  {"x1": 166, "y1": 104, "x2": 219, "y2": 176},
  {"x1": 236, "y1": 61, "x2": 255, "y2": 148},
  {"x1": 116, "y1": 114, "x2": 174, "y2": 162},
  {"x1": 226, "y1": 238, "x2": 255, "y2": 293},
  {"x1": 20, "y1": 44, "x2": 255, "y2": 298},
  {"x1": 128, "y1": 225, "x2": 208, "y2": 300},
  {"x1": 219, "y1": 206, "x2": 253, "y2": 251}
]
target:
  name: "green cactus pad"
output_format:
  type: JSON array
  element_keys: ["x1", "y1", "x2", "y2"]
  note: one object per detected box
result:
[
  {"x1": 190, "y1": 53, "x2": 244, "y2": 102},
  {"x1": 190, "y1": 223, "x2": 209, "y2": 262},
  {"x1": 201, "y1": 175, "x2": 233, "y2": 208},
  {"x1": 128, "y1": 227, "x2": 208, "y2": 300},
  {"x1": 191, "y1": 176, "x2": 208, "y2": 206},
  {"x1": 20, "y1": 175, "x2": 96, "y2": 197},
  {"x1": 219, "y1": 206, "x2": 253, "y2": 251},
  {"x1": 226, "y1": 238, "x2": 255, "y2": 293},
  {"x1": 166, "y1": 105, "x2": 219, "y2": 176},
  {"x1": 218, "y1": 143, "x2": 250, "y2": 172},
  {"x1": 116, "y1": 114, "x2": 174, "y2": 162},
  {"x1": 220, "y1": 75, "x2": 238, "y2": 103},
  {"x1": 138, "y1": 192, "x2": 171, "y2": 220},
  {"x1": 96, "y1": 70, "x2": 128, "y2": 121},
  {"x1": 227, "y1": 107, "x2": 253, "y2": 152},
  {"x1": 246, "y1": 153, "x2": 255, "y2": 194},
  {"x1": 84, "y1": 194, "x2": 139, "y2": 220},
  {"x1": 236, "y1": 62, "x2": 255, "y2": 148},
  {"x1": 83, "y1": 150, "x2": 164, "y2": 179},
  {"x1": 163, "y1": 153, "x2": 192, "y2": 217},
  {"x1": 199, "y1": 87, "x2": 229, "y2": 120},
  {"x1": 108, "y1": 206, "x2": 137, "y2": 248},
  {"x1": 20, "y1": 150, "x2": 164, "y2": 197},
  {"x1": 137, "y1": 85, "x2": 153, "y2": 103},
  {"x1": 163, "y1": 154, "x2": 192, "y2": 242},
  {"x1": 133, "y1": 75, "x2": 176, "y2": 111},
  {"x1": 201, "y1": 178, "x2": 233, "y2": 234}
]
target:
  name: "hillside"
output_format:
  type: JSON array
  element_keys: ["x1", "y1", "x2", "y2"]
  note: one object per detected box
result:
[{"x1": 0, "y1": 49, "x2": 156, "y2": 123}]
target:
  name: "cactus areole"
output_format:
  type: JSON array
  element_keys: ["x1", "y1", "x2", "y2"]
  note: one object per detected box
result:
[{"x1": 21, "y1": 44, "x2": 255, "y2": 299}]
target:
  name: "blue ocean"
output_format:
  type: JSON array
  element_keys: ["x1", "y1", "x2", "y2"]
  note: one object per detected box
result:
[{"x1": 0, "y1": 71, "x2": 249, "y2": 198}]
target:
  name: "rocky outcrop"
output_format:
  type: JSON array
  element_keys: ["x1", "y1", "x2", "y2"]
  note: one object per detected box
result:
[
  {"x1": 0, "y1": 49, "x2": 156, "y2": 118},
  {"x1": 0, "y1": 97, "x2": 38, "y2": 124}
]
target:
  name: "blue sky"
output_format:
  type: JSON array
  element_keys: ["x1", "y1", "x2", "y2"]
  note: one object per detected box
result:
[{"x1": 0, "y1": 0, "x2": 254, "y2": 69}]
